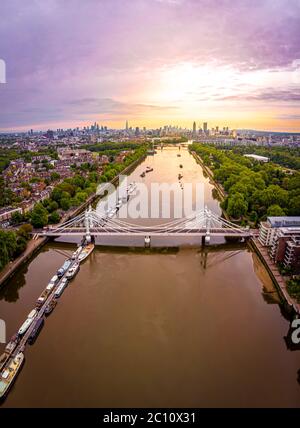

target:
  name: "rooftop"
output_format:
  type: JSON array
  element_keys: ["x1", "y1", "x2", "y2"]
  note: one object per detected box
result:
[
  {"x1": 268, "y1": 216, "x2": 300, "y2": 228},
  {"x1": 244, "y1": 154, "x2": 269, "y2": 162}
]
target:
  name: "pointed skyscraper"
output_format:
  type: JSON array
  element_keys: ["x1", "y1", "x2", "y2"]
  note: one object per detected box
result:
[{"x1": 193, "y1": 121, "x2": 196, "y2": 134}]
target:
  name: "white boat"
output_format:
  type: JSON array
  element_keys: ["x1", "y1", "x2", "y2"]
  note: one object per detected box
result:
[
  {"x1": 78, "y1": 243, "x2": 95, "y2": 263},
  {"x1": 57, "y1": 259, "x2": 72, "y2": 277},
  {"x1": 0, "y1": 352, "x2": 25, "y2": 399},
  {"x1": 72, "y1": 246, "x2": 83, "y2": 260},
  {"x1": 66, "y1": 262, "x2": 80, "y2": 279},
  {"x1": 54, "y1": 278, "x2": 68, "y2": 298},
  {"x1": 18, "y1": 309, "x2": 38, "y2": 336},
  {"x1": 48, "y1": 275, "x2": 59, "y2": 286},
  {"x1": 4, "y1": 341, "x2": 17, "y2": 355},
  {"x1": 4, "y1": 335, "x2": 19, "y2": 355}
]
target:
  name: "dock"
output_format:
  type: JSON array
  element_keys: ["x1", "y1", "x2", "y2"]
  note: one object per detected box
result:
[{"x1": 0, "y1": 241, "x2": 94, "y2": 401}]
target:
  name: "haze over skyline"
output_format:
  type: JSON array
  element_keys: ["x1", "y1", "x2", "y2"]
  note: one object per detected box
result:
[{"x1": 0, "y1": 0, "x2": 300, "y2": 132}]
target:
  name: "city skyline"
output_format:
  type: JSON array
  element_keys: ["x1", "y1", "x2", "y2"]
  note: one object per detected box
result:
[{"x1": 0, "y1": 0, "x2": 300, "y2": 132}]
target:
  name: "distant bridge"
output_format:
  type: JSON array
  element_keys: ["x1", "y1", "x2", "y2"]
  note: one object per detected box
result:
[{"x1": 38, "y1": 207, "x2": 252, "y2": 245}]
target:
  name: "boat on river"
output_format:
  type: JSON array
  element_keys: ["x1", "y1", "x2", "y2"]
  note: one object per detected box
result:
[
  {"x1": 4, "y1": 334, "x2": 20, "y2": 356},
  {"x1": 0, "y1": 353, "x2": 10, "y2": 372},
  {"x1": 78, "y1": 243, "x2": 95, "y2": 263},
  {"x1": 66, "y1": 263, "x2": 80, "y2": 280},
  {"x1": 36, "y1": 278, "x2": 57, "y2": 308},
  {"x1": 54, "y1": 278, "x2": 68, "y2": 297},
  {"x1": 18, "y1": 309, "x2": 38, "y2": 336},
  {"x1": 72, "y1": 246, "x2": 83, "y2": 260},
  {"x1": 44, "y1": 299, "x2": 57, "y2": 316},
  {"x1": 57, "y1": 259, "x2": 72, "y2": 278},
  {"x1": 28, "y1": 318, "x2": 44, "y2": 345},
  {"x1": 0, "y1": 352, "x2": 25, "y2": 400}
]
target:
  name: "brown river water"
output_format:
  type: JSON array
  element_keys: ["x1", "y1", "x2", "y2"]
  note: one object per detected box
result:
[{"x1": 0, "y1": 147, "x2": 299, "y2": 407}]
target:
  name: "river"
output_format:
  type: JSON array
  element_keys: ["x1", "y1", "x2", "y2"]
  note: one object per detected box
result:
[{"x1": 0, "y1": 146, "x2": 299, "y2": 407}]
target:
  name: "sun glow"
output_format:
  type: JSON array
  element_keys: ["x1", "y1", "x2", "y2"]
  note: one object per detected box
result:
[{"x1": 156, "y1": 62, "x2": 240, "y2": 104}]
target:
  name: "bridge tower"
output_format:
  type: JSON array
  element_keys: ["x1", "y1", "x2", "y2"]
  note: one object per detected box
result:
[
  {"x1": 84, "y1": 206, "x2": 92, "y2": 243},
  {"x1": 204, "y1": 206, "x2": 211, "y2": 244}
]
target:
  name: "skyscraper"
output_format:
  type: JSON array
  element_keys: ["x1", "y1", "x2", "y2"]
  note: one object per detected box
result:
[
  {"x1": 203, "y1": 122, "x2": 208, "y2": 133},
  {"x1": 193, "y1": 121, "x2": 196, "y2": 134},
  {"x1": 126, "y1": 120, "x2": 128, "y2": 131}
]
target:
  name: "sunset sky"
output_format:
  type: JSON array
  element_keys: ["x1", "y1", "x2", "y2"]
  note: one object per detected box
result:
[{"x1": 0, "y1": 0, "x2": 300, "y2": 132}]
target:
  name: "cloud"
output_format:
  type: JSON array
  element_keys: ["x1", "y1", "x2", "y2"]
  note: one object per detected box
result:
[
  {"x1": 66, "y1": 97, "x2": 178, "y2": 114},
  {"x1": 218, "y1": 88, "x2": 300, "y2": 102},
  {"x1": 0, "y1": 96, "x2": 177, "y2": 128},
  {"x1": 276, "y1": 114, "x2": 300, "y2": 121},
  {"x1": 0, "y1": 0, "x2": 300, "y2": 129}
]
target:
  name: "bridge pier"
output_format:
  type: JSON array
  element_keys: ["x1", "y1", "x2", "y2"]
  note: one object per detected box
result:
[
  {"x1": 144, "y1": 235, "x2": 151, "y2": 248},
  {"x1": 201, "y1": 233, "x2": 210, "y2": 245}
]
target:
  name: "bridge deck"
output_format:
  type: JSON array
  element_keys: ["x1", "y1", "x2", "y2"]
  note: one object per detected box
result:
[{"x1": 40, "y1": 227, "x2": 252, "y2": 238}]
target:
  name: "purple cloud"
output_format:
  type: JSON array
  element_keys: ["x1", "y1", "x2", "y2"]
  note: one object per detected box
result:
[
  {"x1": 218, "y1": 88, "x2": 300, "y2": 102},
  {"x1": 0, "y1": 0, "x2": 300, "y2": 129}
]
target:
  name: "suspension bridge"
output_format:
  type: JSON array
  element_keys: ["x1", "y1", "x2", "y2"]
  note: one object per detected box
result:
[{"x1": 38, "y1": 207, "x2": 252, "y2": 246}]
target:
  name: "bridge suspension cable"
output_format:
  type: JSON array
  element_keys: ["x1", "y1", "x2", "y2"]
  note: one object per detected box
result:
[{"x1": 42, "y1": 207, "x2": 251, "y2": 239}]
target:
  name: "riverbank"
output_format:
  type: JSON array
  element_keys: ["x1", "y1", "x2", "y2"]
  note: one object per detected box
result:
[
  {"x1": 249, "y1": 237, "x2": 300, "y2": 316},
  {"x1": 0, "y1": 237, "x2": 48, "y2": 288},
  {"x1": 61, "y1": 152, "x2": 147, "y2": 222},
  {"x1": 0, "y1": 153, "x2": 146, "y2": 289},
  {"x1": 191, "y1": 151, "x2": 229, "y2": 219},
  {"x1": 192, "y1": 150, "x2": 300, "y2": 316}
]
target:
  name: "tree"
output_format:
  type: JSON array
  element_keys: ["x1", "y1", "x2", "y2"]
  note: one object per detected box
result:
[
  {"x1": 227, "y1": 193, "x2": 248, "y2": 218},
  {"x1": 0, "y1": 239, "x2": 9, "y2": 270},
  {"x1": 47, "y1": 200, "x2": 59, "y2": 212},
  {"x1": 50, "y1": 172, "x2": 60, "y2": 182},
  {"x1": 249, "y1": 211, "x2": 258, "y2": 223},
  {"x1": 48, "y1": 211, "x2": 60, "y2": 224},
  {"x1": 60, "y1": 198, "x2": 71, "y2": 211},
  {"x1": 260, "y1": 185, "x2": 288, "y2": 208},
  {"x1": 17, "y1": 223, "x2": 33, "y2": 240},
  {"x1": 75, "y1": 191, "x2": 88, "y2": 203},
  {"x1": 30, "y1": 203, "x2": 48, "y2": 228},
  {"x1": 70, "y1": 196, "x2": 81, "y2": 207},
  {"x1": 267, "y1": 205, "x2": 286, "y2": 216},
  {"x1": 72, "y1": 175, "x2": 85, "y2": 189},
  {"x1": 14, "y1": 236, "x2": 27, "y2": 257},
  {"x1": 59, "y1": 180, "x2": 76, "y2": 195},
  {"x1": 11, "y1": 211, "x2": 24, "y2": 225},
  {"x1": 0, "y1": 178, "x2": 16, "y2": 207},
  {"x1": 2, "y1": 231, "x2": 17, "y2": 259},
  {"x1": 289, "y1": 196, "x2": 300, "y2": 216},
  {"x1": 51, "y1": 187, "x2": 63, "y2": 202},
  {"x1": 88, "y1": 172, "x2": 98, "y2": 183}
]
